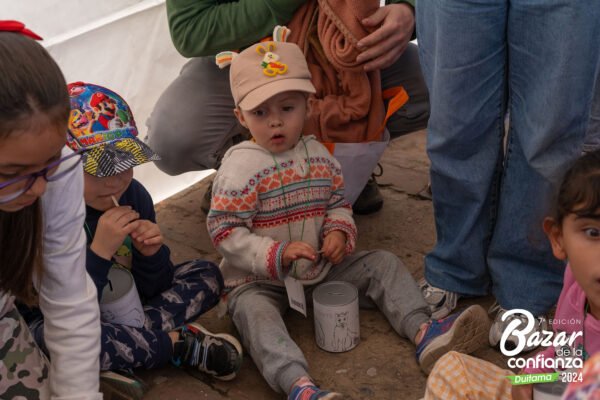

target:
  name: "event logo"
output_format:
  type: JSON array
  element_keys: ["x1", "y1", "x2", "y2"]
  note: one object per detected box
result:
[{"x1": 501, "y1": 309, "x2": 584, "y2": 385}]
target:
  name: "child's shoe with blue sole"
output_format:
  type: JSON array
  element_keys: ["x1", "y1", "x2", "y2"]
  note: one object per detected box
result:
[
  {"x1": 416, "y1": 304, "x2": 490, "y2": 375},
  {"x1": 172, "y1": 322, "x2": 243, "y2": 381},
  {"x1": 288, "y1": 383, "x2": 344, "y2": 400}
]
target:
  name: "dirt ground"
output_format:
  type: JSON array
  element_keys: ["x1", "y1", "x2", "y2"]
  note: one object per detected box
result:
[{"x1": 135, "y1": 130, "x2": 511, "y2": 399}]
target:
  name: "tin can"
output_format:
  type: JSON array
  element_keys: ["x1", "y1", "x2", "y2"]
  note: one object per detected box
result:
[
  {"x1": 312, "y1": 281, "x2": 360, "y2": 352},
  {"x1": 100, "y1": 265, "x2": 145, "y2": 328}
]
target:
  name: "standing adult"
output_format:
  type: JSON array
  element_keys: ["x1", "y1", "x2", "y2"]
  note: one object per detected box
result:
[
  {"x1": 416, "y1": 1, "x2": 600, "y2": 350},
  {"x1": 583, "y1": 79, "x2": 600, "y2": 154},
  {"x1": 146, "y1": 0, "x2": 430, "y2": 214}
]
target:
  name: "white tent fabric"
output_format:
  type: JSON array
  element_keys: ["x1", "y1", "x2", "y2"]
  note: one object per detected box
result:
[{"x1": 3, "y1": 0, "x2": 214, "y2": 203}]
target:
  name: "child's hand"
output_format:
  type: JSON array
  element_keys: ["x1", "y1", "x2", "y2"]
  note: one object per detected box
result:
[
  {"x1": 282, "y1": 241, "x2": 317, "y2": 269},
  {"x1": 321, "y1": 230, "x2": 347, "y2": 264},
  {"x1": 90, "y1": 206, "x2": 139, "y2": 260},
  {"x1": 130, "y1": 220, "x2": 163, "y2": 257},
  {"x1": 511, "y1": 383, "x2": 532, "y2": 400}
]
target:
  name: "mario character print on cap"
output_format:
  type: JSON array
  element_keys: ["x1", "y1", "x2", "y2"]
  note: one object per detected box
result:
[
  {"x1": 67, "y1": 82, "x2": 160, "y2": 177},
  {"x1": 88, "y1": 91, "x2": 119, "y2": 132}
]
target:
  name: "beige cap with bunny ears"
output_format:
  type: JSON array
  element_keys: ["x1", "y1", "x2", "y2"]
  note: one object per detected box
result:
[{"x1": 216, "y1": 26, "x2": 316, "y2": 110}]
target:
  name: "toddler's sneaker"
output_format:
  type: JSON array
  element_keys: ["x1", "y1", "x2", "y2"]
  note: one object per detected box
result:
[
  {"x1": 419, "y1": 278, "x2": 460, "y2": 319},
  {"x1": 100, "y1": 370, "x2": 146, "y2": 400},
  {"x1": 172, "y1": 322, "x2": 243, "y2": 381},
  {"x1": 488, "y1": 302, "x2": 549, "y2": 354},
  {"x1": 288, "y1": 384, "x2": 343, "y2": 400},
  {"x1": 416, "y1": 304, "x2": 490, "y2": 375}
]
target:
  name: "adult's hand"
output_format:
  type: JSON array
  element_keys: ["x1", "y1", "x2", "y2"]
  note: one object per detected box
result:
[{"x1": 356, "y1": 3, "x2": 415, "y2": 71}]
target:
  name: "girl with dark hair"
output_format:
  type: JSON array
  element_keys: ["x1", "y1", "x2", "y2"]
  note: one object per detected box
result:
[
  {"x1": 423, "y1": 149, "x2": 600, "y2": 400},
  {"x1": 0, "y1": 21, "x2": 101, "y2": 399}
]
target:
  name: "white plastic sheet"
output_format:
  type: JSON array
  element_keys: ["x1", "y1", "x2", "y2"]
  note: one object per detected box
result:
[{"x1": 2, "y1": 0, "x2": 214, "y2": 203}]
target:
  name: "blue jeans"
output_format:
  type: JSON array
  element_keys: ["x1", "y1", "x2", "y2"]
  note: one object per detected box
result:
[
  {"x1": 583, "y1": 81, "x2": 600, "y2": 153},
  {"x1": 417, "y1": 0, "x2": 600, "y2": 314}
]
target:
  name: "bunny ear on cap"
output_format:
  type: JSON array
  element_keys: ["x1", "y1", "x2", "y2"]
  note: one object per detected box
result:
[
  {"x1": 273, "y1": 25, "x2": 291, "y2": 42},
  {"x1": 215, "y1": 51, "x2": 239, "y2": 69},
  {"x1": 216, "y1": 25, "x2": 290, "y2": 69},
  {"x1": 0, "y1": 20, "x2": 42, "y2": 40}
]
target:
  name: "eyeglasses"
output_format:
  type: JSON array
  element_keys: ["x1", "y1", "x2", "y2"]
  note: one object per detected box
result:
[{"x1": 0, "y1": 150, "x2": 84, "y2": 204}]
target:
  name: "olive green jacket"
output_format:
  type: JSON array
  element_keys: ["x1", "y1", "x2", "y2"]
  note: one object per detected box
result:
[{"x1": 167, "y1": 0, "x2": 416, "y2": 57}]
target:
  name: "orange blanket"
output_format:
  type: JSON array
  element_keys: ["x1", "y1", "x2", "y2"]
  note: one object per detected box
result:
[{"x1": 287, "y1": 0, "x2": 385, "y2": 143}]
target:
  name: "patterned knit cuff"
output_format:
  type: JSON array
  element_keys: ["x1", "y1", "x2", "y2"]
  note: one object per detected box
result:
[
  {"x1": 266, "y1": 241, "x2": 290, "y2": 280},
  {"x1": 323, "y1": 220, "x2": 357, "y2": 254}
]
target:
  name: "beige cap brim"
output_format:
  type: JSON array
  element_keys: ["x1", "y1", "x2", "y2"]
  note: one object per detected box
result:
[{"x1": 238, "y1": 78, "x2": 316, "y2": 111}]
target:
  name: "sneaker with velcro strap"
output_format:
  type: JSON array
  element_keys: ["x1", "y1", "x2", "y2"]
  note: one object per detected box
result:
[
  {"x1": 419, "y1": 278, "x2": 461, "y2": 320},
  {"x1": 172, "y1": 322, "x2": 243, "y2": 381}
]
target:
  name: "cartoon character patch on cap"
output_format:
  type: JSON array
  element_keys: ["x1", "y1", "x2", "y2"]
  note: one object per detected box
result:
[
  {"x1": 256, "y1": 43, "x2": 288, "y2": 77},
  {"x1": 214, "y1": 26, "x2": 316, "y2": 110}
]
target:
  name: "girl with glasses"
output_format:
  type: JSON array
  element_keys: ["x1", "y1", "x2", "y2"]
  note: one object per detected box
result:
[{"x1": 0, "y1": 22, "x2": 102, "y2": 399}]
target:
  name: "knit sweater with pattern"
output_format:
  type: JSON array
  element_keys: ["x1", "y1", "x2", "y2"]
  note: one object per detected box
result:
[{"x1": 207, "y1": 135, "x2": 357, "y2": 292}]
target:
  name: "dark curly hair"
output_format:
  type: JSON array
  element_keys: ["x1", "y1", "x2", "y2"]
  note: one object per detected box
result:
[{"x1": 552, "y1": 149, "x2": 600, "y2": 225}]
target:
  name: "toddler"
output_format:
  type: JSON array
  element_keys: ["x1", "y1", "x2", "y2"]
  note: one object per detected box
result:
[{"x1": 208, "y1": 31, "x2": 490, "y2": 399}]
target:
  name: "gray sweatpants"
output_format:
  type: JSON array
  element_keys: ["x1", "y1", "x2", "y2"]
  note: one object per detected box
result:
[
  {"x1": 146, "y1": 44, "x2": 430, "y2": 175},
  {"x1": 227, "y1": 250, "x2": 431, "y2": 394}
]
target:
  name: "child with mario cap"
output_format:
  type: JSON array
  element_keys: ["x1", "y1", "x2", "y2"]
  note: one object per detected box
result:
[
  {"x1": 22, "y1": 82, "x2": 243, "y2": 387},
  {"x1": 208, "y1": 26, "x2": 491, "y2": 399}
]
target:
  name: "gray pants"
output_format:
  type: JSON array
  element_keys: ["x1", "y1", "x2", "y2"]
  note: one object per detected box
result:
[
  {"x1": 146, "y1": 44, "x2": 430, "y2": 175},
  {"x1": 227, "y1": 250, "x2": 430, "y2": 394}
]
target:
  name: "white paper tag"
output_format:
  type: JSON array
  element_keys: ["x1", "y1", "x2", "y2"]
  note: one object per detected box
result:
[{"x1": 284, "y1": 276, "x2": 307, "y2": 317}]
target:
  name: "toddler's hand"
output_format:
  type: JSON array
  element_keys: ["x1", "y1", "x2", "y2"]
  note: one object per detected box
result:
[
  {"x1": 131, "y1": 220, "x2": 163, "y2": 257},
  {"x1": 282, "y1": 241, "x2": 317, "y2": 269},
  {"x1": 91, "y1": 206, "x2": 139, "y2": 260},
  {"x1": 321, "y1": 230, "x2": 346, "y2": 265}
]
